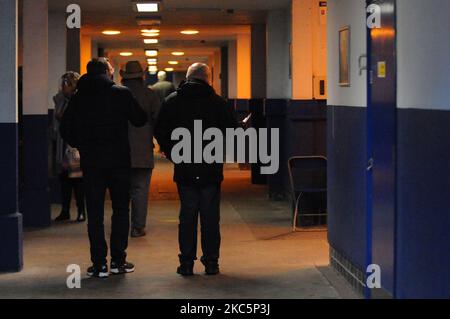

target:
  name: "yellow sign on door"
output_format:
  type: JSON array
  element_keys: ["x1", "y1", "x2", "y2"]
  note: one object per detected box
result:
[{"x1": 377, "y1": 61, "x2": 386, "y2": 78}]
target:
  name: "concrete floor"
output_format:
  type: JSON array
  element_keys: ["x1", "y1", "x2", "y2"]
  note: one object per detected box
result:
[{"x1": 0, "y1": 159, "x2": 357, "y2": 299}]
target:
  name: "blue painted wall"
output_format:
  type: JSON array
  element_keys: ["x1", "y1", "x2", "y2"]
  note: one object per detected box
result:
[
  {"x1": 0, "y1": 123, "x2": 23, "y2": 271},
  {"x1": 327, "y1": 105, "x2": 368, "y2": 270},
  {"x1": 396, "y1": 108, "x2": 450, "y2": 298}
]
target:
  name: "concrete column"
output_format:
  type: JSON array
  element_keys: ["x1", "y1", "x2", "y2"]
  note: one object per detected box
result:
[
  {"x1": 251, "y1": 24, "x2": 267, "y2": 98},
  {"x1": 0, "y1": 0, "x2": 23, "y2": 272},
  {"x1": 292, "y1": 0, "x2": 327, "y2": 100},
  {"x1": 228, "y1": 40, "x2": 237, "y2": 99},
  {"x1": 266, "y1": 9, "x2": 292, "y2": 99},
  {"x1": 21, "y1": 0, "x2": 51, "y2": 227},
  {"x1": 67, "y1": 28, "x2": 80, "y2": 73},
  {"x1": 48, "y1": 11, "x2": 67, "y2": 109}
]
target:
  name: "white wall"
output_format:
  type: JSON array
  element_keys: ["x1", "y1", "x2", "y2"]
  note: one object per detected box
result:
[
  {"x1": 48, "y1": 11, "x2": 66, "y2": 110},
  {"x1": 397, "y1": 0, "x2": 450, "y2": 110},
  {"x1": 327, "y1": 0, "x2": 367, "y2": 107},
  {"x1": 266, "y1": 9, "x2": 292, "y2": 99}
]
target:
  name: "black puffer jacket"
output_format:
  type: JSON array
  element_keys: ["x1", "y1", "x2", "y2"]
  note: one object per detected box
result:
[
  {"x1": 154, "y1": 78, "x2": 237, "y2": 185},
  {"x1": 60, "y1": 74, "x2": 147, "y2": 169}
]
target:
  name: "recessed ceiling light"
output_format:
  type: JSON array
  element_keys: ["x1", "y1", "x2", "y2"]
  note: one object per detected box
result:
[
  {"x1": 141, "y1": 32, "x2": 159, "y2": 37},
  {"x1": 145, "y1": 49, "x2": 158, "y2": 57},
  {"x1": 120, "y1": 52, "x2": 133, "y2": 56},
  {"x1": 143, "y1": 39, "x2": 159, "y2": 44},
  {"x1": 148, "y1": 61, "x2": 157, "y2": 65},
  {"x1": 171, "y1": 51, "x2": 185, "y2": 56},
  {"x1": 168, "y1": 61, "x2": 179, "y2": 65},
  {"x1": 102, "y1": 30, "x2": 121, "y2": 35},
  {"x1": 147, "y1": 58, "x2": 157, "y2": 63},
  {"x1": 165, "y1": 67, "x2": 174, "y2": 72},
  {"x1": 149, "y1": 65, "x2": 158, "y2": 72},
  {"x1": 180, "y1": 30, "x2": 199, "y2": 35},
  {"x1": 141, "y1": 29, "x2": 160, "y2": 33},
  {"x1": 133, "y1": 2, "x2": 159, "y2": 13}
]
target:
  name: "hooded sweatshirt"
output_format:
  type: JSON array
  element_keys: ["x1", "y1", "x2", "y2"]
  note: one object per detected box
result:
[{"x1": 60, "y1": 74, "x2": 148, "y2": 169}]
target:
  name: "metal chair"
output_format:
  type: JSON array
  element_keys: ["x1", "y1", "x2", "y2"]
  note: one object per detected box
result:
[{"x1": 287, "y1": 156, "x2": 327, "y2": 232}]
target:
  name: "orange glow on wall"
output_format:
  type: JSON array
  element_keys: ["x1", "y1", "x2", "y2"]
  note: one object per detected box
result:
[
  {"x1": 236, "y1": 34, "x2": 251, "y2": 99},
  {"x1": 80, "y1": 35, "x2": 92, "y2": 75}
]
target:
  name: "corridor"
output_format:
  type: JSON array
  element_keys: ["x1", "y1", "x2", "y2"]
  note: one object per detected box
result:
[{"x1": 0, "y1": 159, "x2": 355, "y2": 299}]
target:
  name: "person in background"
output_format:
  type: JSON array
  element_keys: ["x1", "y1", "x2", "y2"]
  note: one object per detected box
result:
[
  {"x1": 53, "y1": 71, "x2": 86, "y2": 222},
  {"x1": 60, "y1": 59, "x2": 147, "y2": 278},
  {"x1": 98, "y1": 57, "x2": 115, "y2": 81},
  {"x1": 151, "y1": 71, "x2": 176, "y2": 104},
  {"x1": 154, "y1": 63, "x2": 237, "y2": 276},
  {"x1": 120, "y1": 61, "x2": 161, "y2": 238}
]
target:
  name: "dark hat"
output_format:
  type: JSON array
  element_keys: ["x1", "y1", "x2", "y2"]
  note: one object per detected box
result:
[{"x1": 120, "y1": 61, "x2": 144, "y2": 80}]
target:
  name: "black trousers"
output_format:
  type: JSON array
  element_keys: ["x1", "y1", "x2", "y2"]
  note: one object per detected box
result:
[
  {"x1": 60, "y1": 171, "x2": 85, "y2": 214},
  {"x1": 177, "y1": 183, "x2": 221, "y2": 263},
  {"x1": 83, "y1": 167, "x2": 131, "y2": 266}
]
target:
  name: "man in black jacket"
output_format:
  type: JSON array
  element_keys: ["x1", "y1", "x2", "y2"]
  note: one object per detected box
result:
[
  {"x1": 155, "y1": 63, "x2": 237, "y2": 276},
  {"x1": 60, "y1": 59, "x2": 147, "y2": 278}
]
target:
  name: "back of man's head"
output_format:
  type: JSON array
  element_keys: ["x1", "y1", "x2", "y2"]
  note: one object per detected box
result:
[
  {"x1": 157, "y1": 71, "x2": 167, "y2": 82},
  {"x1": 186, "y1": 63, "x2": 210, "y2": 84},
  {"x1": 87, "y1": 58, "x2": 108, "y2": 76}
]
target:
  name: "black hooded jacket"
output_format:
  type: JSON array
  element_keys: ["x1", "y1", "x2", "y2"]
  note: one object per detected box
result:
[
  {"x1": 154, "y1": 78, "x2": 238, "y2": 185},
  {"x1": 60, "y1": 74, "x2": 147, "y2": 169}
]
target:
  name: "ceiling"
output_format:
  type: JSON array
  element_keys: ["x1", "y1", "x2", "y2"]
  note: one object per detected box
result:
[{"x1": 48, "y1": 0, "x2": 291, "y2": 72}]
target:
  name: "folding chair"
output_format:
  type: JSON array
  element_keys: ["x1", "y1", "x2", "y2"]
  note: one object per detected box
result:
[{"x1": 287, "y1": 156, "x2": 327, "y2": 232}]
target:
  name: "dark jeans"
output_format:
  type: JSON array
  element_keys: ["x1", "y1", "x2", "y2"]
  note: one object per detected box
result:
[
  {"x1": 83, "y1": 167, "x2": 131, "y2": 267},
  {"x1": 60, "y1": 171, "x2": 85, "y2": 214},
  {"x1": 177, "y1": 183, "x2": 221, "y2": 263}
]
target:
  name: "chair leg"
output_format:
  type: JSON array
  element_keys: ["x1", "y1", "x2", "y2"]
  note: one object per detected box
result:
[{"x1": 293, "y1": 193, "x2": 302, "y2": 232}]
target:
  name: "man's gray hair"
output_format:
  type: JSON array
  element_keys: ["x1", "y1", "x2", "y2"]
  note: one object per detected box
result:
[{"x1": 186, "y1": 63, "x2": 210, "y2": 83}]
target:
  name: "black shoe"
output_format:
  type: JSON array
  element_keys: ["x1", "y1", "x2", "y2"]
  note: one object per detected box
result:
[
  {"x1": 55, "y1": 212, "x2": 70, "y2": 222},
  {"x1": 130, "y1": 227, "x2": 146, "y2": 238},
  {"x1": 201, "y1": 257, "x2": 220, "y2": 275},
  {"x1": 110, "y1": 261, "x2": 135, "y2": 275},
  {"x1": 177, "y1": 262, "x2": 194, "y2": 276},
  {"x1": 76, "y1": 211, "x2": 86, "y2": 222},
  {"x1": 87, "y1": 265, "x2": 109, "y2": 278}
]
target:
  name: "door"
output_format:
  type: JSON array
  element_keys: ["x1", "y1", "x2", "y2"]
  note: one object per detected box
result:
[{"x1": 366, "y1": 0, "x2": 397, "y2": 298}]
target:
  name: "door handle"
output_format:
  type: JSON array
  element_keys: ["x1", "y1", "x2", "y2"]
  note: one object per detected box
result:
[{"x1": 359, "y1": 54, "x2": 367, "y2": 75}]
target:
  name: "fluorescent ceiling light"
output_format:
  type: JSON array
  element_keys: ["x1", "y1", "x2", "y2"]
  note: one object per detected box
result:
[
  {"x1": 147, "y1": 58, "x2": 157, "y2": 63},
  {"x1": 165, "y1": 67, "x2": 174, "y2": 72},
  {"x1": 144, "y1": 39, "x2": 159, "y2": 44},
  {"x1": 148, "y1": 61, "x2": 157, "y2": 65},
  {"x1": 120, "y1": 52, "x2": 133, "y2": 56},
  {"x1": 145, "y1": 49, "x2": 158, "y2": 57},
  {"x1": 180, "y1": 30, "x2": 199, "y2": 35},
  {"x1": 171, "y1": 51, "x2": 185, "y2": 56},
  {"x1": 149, "y1": 65, "x2": 158, "y2": 72},
  {"x1": 168, "y1": 61, "x2": 179, "y2": 65},
  {"x1": 102, "y1": 30, "x2": 121, "y2": 35},
  {"x1": 134, "y1": 2, "x2": 159, "y2": 13},
  {"x1": 141, "y1": 29, "x2": 160, "y2": 33},
  {"x1": 141, "y1": 32, "x2": 159, "y2": 37}
]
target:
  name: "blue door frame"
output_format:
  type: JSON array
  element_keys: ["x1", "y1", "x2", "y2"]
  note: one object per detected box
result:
[{"x1": 366, "y1": 0, "x2": 397, "y2": 298}]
